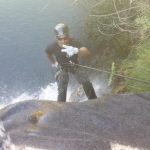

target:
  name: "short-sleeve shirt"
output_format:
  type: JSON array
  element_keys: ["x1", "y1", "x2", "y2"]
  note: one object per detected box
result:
[{"x1": 45, "y1": 38, "x2": 84, "y2": 67}]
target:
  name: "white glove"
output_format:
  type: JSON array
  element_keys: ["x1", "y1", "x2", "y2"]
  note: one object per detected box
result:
[
  {"x1": 61, "y1": 45, "x2": 78, "y2": 57},
  {"x1": 52, "y1": 62, "x2": 58, "y2": 68}
]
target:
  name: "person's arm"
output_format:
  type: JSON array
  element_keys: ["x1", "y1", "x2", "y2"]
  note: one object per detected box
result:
[
  {"x1": 77, "y1": 47, "x2": 90, "y2": 57},
  {"x1": 46, "y1": 53, "x2": 57, "y2": 66}
]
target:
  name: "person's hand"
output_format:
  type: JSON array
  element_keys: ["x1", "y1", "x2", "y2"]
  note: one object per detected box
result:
[
  {"x1": 61, "y1": 45, "x2": 78, "y2": 57},
  {"x1": 52, "y1": 62, "x2": 58, "y2": 68}
]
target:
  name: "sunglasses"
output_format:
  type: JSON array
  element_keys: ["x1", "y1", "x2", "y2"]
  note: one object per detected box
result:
[{"x1": 56, "y1": 35, "x2": 69, "y2": 41}]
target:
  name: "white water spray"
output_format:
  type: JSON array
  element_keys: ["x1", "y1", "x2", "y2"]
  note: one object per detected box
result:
[
  {"x1": 0, "y1": 121, "x2": 15, "y2": 150},
  {"x1": 0, "y1": 83, "x2": 58, "y2": 110}
]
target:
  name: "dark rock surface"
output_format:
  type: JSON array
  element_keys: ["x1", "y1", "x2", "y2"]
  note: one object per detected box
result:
[{"x1": 0, "y1": 92, "x2": 150, "y2": 150}]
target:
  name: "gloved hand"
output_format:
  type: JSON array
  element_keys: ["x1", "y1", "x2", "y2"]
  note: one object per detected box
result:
[
  {"x1": 61, "y1": 45, "x2": 78, "y2": 57},
  {"x1": 52, "y1": 62, "x2": 58, "y2": 68}
]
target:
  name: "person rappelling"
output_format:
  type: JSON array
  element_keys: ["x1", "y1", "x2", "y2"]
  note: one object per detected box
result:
[{"x1": 45, "y1": 23, "x2": 97, "y2": 102}]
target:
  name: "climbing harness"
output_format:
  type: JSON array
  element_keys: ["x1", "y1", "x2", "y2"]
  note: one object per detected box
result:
[{"x1": 60, "y1": 61, "x2": 150, "y2": 85}]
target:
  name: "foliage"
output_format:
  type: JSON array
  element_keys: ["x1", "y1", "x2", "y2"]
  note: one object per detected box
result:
[
  {"x1": 108, "y1": 62, "x2": 115, "y2": 86},
  {"x1": 111, "y1": 1, "x2": 150, "y2": 93},
  {"x1": 111, "y1": 40, "x2": 150, "y2": 93},
  {"x1": 84, "y1": 0, "x2": 142, "y2": 60},
  {"x1": 135, "y1": 3, "x2": 150, "y2": 40},
  {"x1": 125, "y1": 41, "x2": 150, "y2": 92},
  {"x1": 83, "y1": 0, "x2": 150, "y2": 93}
]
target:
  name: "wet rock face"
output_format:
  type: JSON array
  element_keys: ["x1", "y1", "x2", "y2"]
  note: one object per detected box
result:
[{"x1": 0, "y1": 92, "x2": 150, "y2": 150}]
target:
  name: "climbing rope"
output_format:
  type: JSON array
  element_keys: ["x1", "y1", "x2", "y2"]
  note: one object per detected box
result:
[{"x1": 66, "y1": 61, "x2": 150, "y2": 85}]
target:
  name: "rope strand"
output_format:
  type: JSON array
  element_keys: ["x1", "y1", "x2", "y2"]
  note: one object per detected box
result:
[{"x1": 65, "y1": 61, "x2": 150, "y2": 85}]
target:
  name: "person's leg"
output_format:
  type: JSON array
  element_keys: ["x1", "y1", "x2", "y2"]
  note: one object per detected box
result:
[
  {"x1": 55, "y1": 69, "x2": 69, "y2": 102},
  {"x1": 74, "y1": 67, "x2": 97, "y2": 100}
]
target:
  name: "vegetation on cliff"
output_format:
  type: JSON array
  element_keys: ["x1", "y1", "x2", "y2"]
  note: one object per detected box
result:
[{"x1": 84, "y1": 0, "x2": 150, "y2": 93}]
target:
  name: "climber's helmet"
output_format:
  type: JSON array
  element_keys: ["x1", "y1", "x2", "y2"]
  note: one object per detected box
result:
[{"x1": 54, "y1": 23, "x2": 69, "y2": 37}]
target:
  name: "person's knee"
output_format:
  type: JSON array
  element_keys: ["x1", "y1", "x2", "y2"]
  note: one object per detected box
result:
[{"x1": 56, "y1": 70, "x2": 69, "y2": 85}]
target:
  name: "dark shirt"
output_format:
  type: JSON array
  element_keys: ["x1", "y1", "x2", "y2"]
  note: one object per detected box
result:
[{"x1": 45, "y1": 38, "x2": 84, "y2": 67}]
